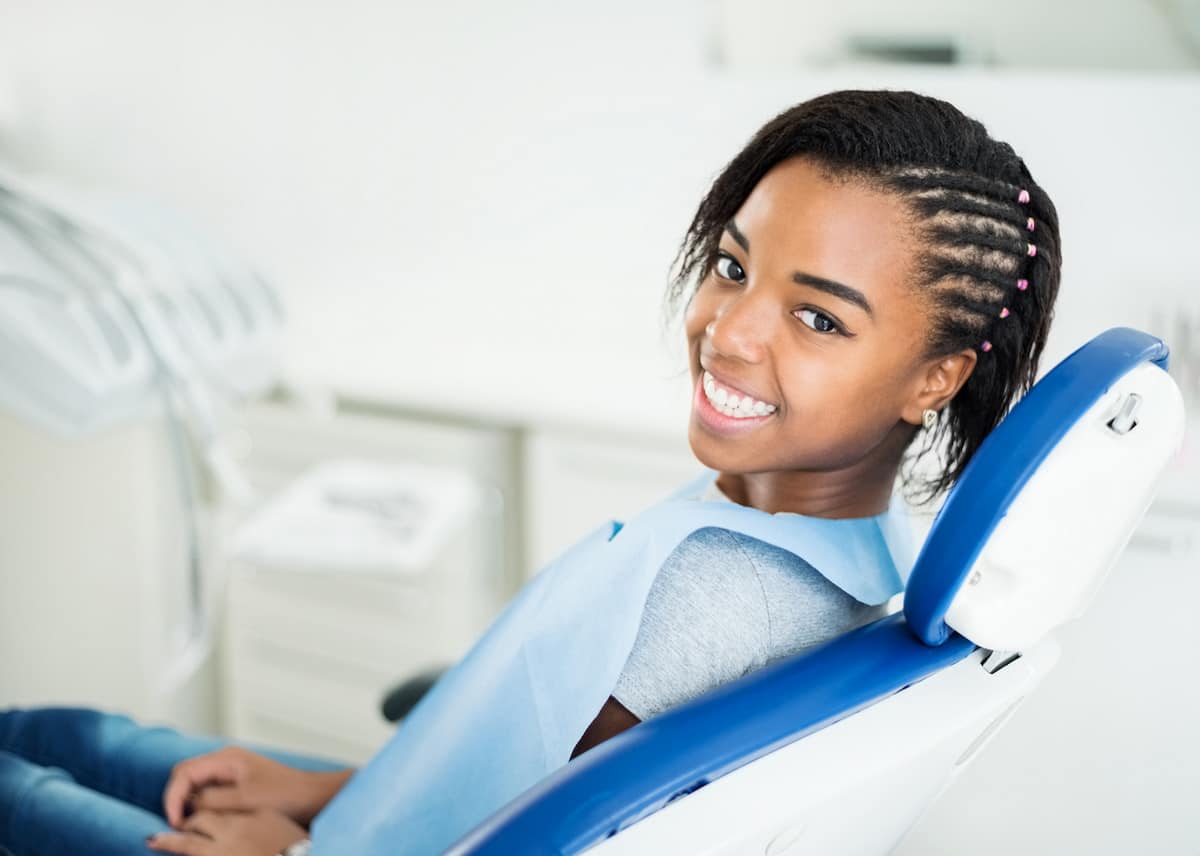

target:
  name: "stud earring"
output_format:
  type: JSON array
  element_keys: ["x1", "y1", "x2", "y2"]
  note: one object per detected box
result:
[{"x1": 922, "y1": 408, "x2": 938, "y2": 430}]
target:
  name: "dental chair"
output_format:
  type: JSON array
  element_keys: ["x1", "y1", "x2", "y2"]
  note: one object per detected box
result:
[{"x1": 445, "y1": 327, "x2": 1184, "y2": 855}]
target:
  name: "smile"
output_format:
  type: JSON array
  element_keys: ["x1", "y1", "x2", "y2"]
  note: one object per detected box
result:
[{"x1": 701, "y1": 371, "x2": 778, "y2": 419}]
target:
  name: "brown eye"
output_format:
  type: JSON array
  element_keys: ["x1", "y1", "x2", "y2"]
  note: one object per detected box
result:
[
  {"x1": 714, "y1": 253, "x2": 745, "y2": 282},
  {"x1": 795, "y1": 308, "x2": 841, "y2": 335}
]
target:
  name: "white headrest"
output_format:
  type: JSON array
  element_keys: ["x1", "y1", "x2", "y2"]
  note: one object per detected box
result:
[{"x1": 945, "y1": 361, "x2": 1184, "y2": 650}]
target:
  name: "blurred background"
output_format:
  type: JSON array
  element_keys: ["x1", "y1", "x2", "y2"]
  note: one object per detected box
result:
[{"x1": 0, "y1": 1, "x2": 1197, "y2": 852}]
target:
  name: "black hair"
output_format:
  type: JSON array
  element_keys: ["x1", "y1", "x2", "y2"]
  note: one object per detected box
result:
[{"x1": 667, "y1": 89, "x2": 1062, "y2": 503}]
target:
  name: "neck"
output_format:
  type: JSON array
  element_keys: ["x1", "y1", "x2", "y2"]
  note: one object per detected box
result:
[
  {"x1": 716, "y1": 470, "x2": 894, "y2": 518},
  {"x1": 715, "y1": 426, "x2": 914, "y2": 519}
]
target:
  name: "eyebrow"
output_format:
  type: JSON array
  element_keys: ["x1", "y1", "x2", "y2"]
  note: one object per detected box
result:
[{"x1": 723, "y1": 220, "x2": 875, "y2": 318}]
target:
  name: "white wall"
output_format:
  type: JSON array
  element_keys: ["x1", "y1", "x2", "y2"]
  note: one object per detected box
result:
[
  {"x1": 2, "y1": 1, "x2": 1199, "y2": 435},
  {"x1": 713, "y1": 0, "x2": 1200, "y2": 70}
]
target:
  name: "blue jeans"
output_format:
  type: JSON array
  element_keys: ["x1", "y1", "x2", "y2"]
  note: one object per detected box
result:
[{"x1": 0, "y1": 707, "x2": 349, "y2": 856}]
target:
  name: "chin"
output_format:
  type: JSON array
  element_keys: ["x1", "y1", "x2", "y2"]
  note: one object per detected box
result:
[
  {"x1": 687, "y1": 424, "x2": 760, "y2": 474},
  {"x1": 686, "y1": 424, "x2": 720, "y2": 469}
]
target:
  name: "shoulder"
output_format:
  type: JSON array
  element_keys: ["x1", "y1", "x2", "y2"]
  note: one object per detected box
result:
[
  {"x1": 719, "y1": 529, "x2": 888, "y2": 658},
  {"x1": 646, "y1": 527, "x2": 772, "y2": 637},
  {"x1": 612, "y1": 527, "x2": 771, "y2": 720}
]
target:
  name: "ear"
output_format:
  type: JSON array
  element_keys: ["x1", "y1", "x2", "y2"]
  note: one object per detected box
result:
[{"x1": 901, "y1": 348, "x2": 978, "y2": 427}]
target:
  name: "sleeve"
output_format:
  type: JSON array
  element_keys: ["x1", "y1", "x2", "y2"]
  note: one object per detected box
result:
[{"x1": 611, "y1": 527, "x2": 772, "y2": 721}]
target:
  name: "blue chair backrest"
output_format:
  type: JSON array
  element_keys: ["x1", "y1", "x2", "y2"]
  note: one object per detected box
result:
[{"x1": 906, "y1": 327, "x2": 1178, "y2": 649}]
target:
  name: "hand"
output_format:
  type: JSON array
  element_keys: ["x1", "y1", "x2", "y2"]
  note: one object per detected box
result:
[
  {"x1": 146, "y1": 808, "x2": 306, "y2": 856},
  {"x1": 163, "y1": 746, "x2": 354, "y2": 828}
]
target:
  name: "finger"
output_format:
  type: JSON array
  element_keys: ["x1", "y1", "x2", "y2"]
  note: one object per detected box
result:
[
  {"x1": 180, "y1": 810, "x2": 227, "y2": 839},
  {"x1": 163, "y1": 756, "x2": 241, "y2": 826},
  {"x1": 146, "y1": 831, "x2": 212, "y2": 855},
  {"x1": 190, "y1": 783, "x2": 246, "y2": 813},
  {"x1": 163, "y1": 756, "x2": 241, "y2": 827}
]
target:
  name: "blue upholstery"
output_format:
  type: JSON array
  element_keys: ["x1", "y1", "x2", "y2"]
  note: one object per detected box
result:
[
  {"x1": 903, "y1": 327, "x2": 1170, "y2": 646},
  {"x1": 448, "y1": 615, "x2": 976, "y2": 855}
]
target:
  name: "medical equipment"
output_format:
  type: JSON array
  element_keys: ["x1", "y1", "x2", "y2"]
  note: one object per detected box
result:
[
  {"x1": 446, "y1": 327, "x2": 1183, "y2": 855},
  {"x1": 0, "y1": 167, "x2": 282, "y2": 731}
]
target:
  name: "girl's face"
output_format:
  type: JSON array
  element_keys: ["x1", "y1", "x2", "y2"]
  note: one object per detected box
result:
[{"x1": 685, "y1": 157, "x2": 970, "y2": 512}]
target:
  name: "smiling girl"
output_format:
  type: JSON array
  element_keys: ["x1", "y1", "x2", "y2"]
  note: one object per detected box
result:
[
  {"x1": 575, "y1": 90, "x2": 1060, "y2": 755},
  {"x1": 0, "y1": 89, "x2": 1060, "y2": 856}
]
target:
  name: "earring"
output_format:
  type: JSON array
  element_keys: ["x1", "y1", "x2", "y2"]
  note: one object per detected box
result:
[{"x1": 922, "y1": 408, "x2": 938, "y2": 430}]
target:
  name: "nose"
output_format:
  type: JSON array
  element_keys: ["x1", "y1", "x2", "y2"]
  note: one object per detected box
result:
[{"x1": 704, "y1": 289, "x2": 776, "y2": 364}]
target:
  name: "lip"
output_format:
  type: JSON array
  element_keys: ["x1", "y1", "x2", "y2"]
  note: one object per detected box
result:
[
  {"x1": 700, "y1": 364, "x2": 778, "y2": 409},
  {"x1": 692, "y1": 373, "x2": 776, "y2": 436}
]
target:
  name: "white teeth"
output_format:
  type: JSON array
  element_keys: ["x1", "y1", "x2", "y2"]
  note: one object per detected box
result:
[{"x1": 701, "y1": 371, "x2": 777, "y2": 419}]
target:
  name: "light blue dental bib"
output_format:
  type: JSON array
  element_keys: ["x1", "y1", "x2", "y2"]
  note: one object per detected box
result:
[{"x1": 311, "y1": 471, "x2": 914, "y2": 855}]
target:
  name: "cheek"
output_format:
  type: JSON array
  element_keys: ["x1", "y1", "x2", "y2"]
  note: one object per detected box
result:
[
  {"x1": 777, "y1": 351, "x2": 907, "y2": 439},
  {"x1": 683, "y1": 288, "x2": 712, "y2": 337},
  {"x1": 776, "y1": 352, "x2": 850, "y2": 410},
  {"x1": 683, "y1": 292, "x2": 719, "y2": 361}
]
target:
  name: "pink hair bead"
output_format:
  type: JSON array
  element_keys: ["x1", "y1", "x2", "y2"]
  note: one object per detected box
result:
[
  {"x1": 999, "y1": 307, "x2": 1010, "y2": 319},
  {"x1": 1016, "y1": 278, "x2": 1029, "y2": 291},
  {"x1": 981, "y1": 340, "x2": 993, "y2": 352},
  {"x1": 1018, "y1": 189, "x2": 1031, "y2": 204},
  {"x1": 1027, "y1": 243, "x2": 1037, "y2": 257},
  {"x1": 1026, "y1": 217, "x2": 1035, "y2": 232}
]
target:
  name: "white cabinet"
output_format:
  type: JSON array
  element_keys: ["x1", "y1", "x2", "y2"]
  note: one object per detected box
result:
[
  {"x1": 223, "y1": 531, "x2": 492, "y2": 764},
  {"x1": 522, "y1": 428, "x2": 700, "y2": 574},
  {"x1": 219, "y1": 399, "x2": 519, "y2": 763}
]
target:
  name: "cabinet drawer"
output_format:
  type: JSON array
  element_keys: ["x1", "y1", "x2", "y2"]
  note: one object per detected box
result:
[{"x1": 225, "y1": 659, "x2": 406, "y2": 764}]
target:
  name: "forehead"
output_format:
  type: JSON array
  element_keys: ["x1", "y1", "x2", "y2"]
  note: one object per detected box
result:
[{"x1": 730, "y1": 157, "x2": 923, "y2": 307}]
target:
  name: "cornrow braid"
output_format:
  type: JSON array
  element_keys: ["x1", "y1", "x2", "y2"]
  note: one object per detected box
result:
[
  {"x1": 879, "y1": 165, "x2": 1061, "y2": 500},
  {"x1": 666, "y1": 90, "x2": 1062, "y2": 503}
]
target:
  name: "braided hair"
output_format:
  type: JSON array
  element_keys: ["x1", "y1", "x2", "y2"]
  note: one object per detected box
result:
[{"x1": 667, "y1": 89, "x2": 1062, "y2": 503}]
